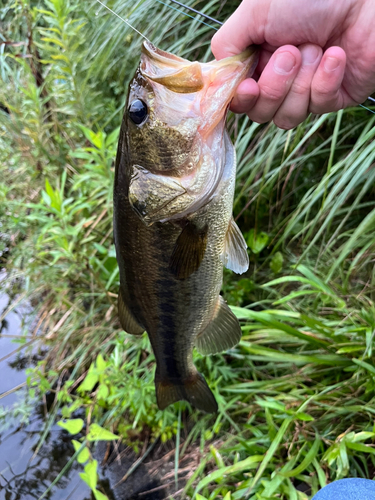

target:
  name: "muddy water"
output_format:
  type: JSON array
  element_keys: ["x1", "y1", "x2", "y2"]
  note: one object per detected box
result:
[
  {"x1": 0, "y1": 273, "x2": 168, "y2": 500},
  {"x1": 0, "y1": 272, "x2": 92, "y2": 499}
]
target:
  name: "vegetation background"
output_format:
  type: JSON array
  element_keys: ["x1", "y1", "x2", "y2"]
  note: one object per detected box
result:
[{"x1": 1, "y1": 0, "x2": 375, "y2": 498}]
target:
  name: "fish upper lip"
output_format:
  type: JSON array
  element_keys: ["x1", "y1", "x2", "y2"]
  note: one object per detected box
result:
[
  {"x1": 211, "y1": 45, "x2": 260, "y2": 67},
  {"x1": 141, "y1": 40, "x2": 259, "y2": 71},
  {"x1": 141, "y1": 41, "x2": 189, "y2": 67}
]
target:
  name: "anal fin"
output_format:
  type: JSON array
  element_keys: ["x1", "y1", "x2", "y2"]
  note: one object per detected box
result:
[
  {"x1": 169, "y1": 221, "x2": 208, "y2": 280},
  {"x1": 195, "y1": 296, "x2": 242, "y2": 355},
  {"x1": 155, "y1": 372, "x2": 218, "y2": 413},
  {"x1": 118, "y1": 288, "x2": 144, "y2": 335},
  {"x1": 221, "y1": 217, "x2": 249, "y2": 274}
]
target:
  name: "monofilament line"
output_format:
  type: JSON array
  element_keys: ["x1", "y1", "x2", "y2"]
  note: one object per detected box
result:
[
  {"x1": 95, "y1": 0, "x2": 151, "y2": 43},
  {"x1": 168, "y1": 0, "x2": 223, "y2": 25},
  {"x1": 154, "y1": 0, "x2": 219, "y2": 30}
]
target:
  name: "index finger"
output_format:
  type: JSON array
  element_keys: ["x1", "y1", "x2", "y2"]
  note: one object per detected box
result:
[{"x1": 211, "y1": 0, "x2": 270, "y2": 59}]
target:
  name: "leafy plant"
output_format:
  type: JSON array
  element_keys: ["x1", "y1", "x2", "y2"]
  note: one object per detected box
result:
[{"x1": 2, "y1": 0, "x2": 375, "y2": 498}]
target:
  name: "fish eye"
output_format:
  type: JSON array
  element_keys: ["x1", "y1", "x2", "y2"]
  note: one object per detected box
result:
[{"x1": 128, "y1": 99, "x2": 148, "y2": 125}]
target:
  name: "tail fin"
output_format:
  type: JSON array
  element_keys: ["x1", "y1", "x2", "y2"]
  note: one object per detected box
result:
[{"x1": 155, "y1": 372, "x2": 218, "y2": 413}]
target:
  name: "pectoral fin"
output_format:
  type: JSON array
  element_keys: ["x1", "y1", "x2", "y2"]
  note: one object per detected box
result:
[
  {"x1": 221, "y1": 217, "x2": 249, "y2": 274},
  {"x1": 195, "y1": 296, "x2": 242, "y2": 355},
  {"x1": 169, "y1": 221, "x2": 208, "y2": 279},
  {"x1": 118, "y1": 289, "x2": 144, "y2": 335}
]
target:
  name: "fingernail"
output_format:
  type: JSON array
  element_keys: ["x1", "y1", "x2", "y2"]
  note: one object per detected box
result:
[
  {"x1": 274, "y1": 52, "x2": 296, "y2": 75},
  {"x1": 301, "y1": 45, "x2": 320, "y2": 65},
  {"x1": 324, "y1": 56, "x2": 340, "y2": 72}
]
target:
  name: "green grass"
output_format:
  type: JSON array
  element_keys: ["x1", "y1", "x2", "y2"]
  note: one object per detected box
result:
[{"x1": 2, "y1": 0, "x2": 375, "y2": 499}]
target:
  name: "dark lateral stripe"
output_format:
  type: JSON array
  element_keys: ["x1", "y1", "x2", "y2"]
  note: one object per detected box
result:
[
  {"x1": 156, "y1": 278, "x2": 175, "y2": 289},
  {"x1": 159, "y1": 310, "x2": 182, "y2": 379},
  {"x1": 160, "y1": 302, "x2": 175, "y2": 315}
]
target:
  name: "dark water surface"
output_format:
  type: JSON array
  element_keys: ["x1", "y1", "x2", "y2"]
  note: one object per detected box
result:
[
  {"x1": 0, "y1": 272, "x2": 169, "y2": 500},
  {"x1": 0, "y1": 271, "x2": 92, "y2": 499}
]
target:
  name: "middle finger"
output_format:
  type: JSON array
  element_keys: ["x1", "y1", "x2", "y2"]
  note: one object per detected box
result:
[
  {"x1": 246, "y1": 45, "x2": 302, "y2": 124},
  {"x1": 273, "y1": 44, "x2": 322, "y2": 129}
]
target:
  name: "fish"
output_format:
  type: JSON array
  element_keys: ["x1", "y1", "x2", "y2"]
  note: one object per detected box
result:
[{"x1": 113, "y1": 41, "x2": 258, "y2": 413}]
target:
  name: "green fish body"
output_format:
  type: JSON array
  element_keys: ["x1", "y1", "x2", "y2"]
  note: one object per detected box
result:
[{"x1": 114, "y1": 42, "x2": 258, "y2": 412}]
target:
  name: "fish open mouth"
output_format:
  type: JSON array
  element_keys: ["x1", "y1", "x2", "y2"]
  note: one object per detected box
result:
[{"x1": 141, "y1": 41, "x2": 259, "y2": 95}]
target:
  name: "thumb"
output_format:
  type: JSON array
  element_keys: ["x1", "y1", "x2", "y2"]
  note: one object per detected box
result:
[{"x1": 211, "y1": 0, "x2": 271, "y2": 60}]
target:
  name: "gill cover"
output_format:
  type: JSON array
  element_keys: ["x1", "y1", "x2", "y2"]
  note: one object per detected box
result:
[{"x1": 127, "y1": 42, "x2": 259, "y2": 225}]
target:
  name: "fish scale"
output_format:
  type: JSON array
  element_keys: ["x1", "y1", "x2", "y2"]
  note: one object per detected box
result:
[{"x1": 114, "y1": 42, "x2": 258, "y2": 412}]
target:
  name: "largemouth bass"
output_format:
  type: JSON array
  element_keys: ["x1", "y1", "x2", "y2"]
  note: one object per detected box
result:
[{"x1": 114, "y1": 41, "x2": 258, "y2": 413}]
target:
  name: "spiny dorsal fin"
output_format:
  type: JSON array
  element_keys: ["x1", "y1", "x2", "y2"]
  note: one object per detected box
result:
[
  {"x1": 118, "y1": 288, "x2": 144, "y2": 335},
  {"x1": 221, "y1": 217, "x2": 249, "y2": 274},
  {"x1": 195, "y1": 296, "x2": 242, "y2": 355},
  {"x1": 169, "y1": 221, "x2": 208, "y2": 280}
]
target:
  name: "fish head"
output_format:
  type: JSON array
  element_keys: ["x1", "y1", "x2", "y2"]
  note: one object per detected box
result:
[
  {"x1": 125, "y1": 41, "x2": 258, "y2": 175},
  {"x1": 123, "y1": 41, "x2": 258, "y2": 222}
]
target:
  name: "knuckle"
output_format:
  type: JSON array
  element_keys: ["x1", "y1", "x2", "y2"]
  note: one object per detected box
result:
[
  {"x1": 290, "y1": 79, "x2": 310, "y2": 97},
  {"x1": 260, "y1": 84, "x2": 285, "y2": 102},
  {"x1": 312, "y1": 81, "x2": 334, "y2": 98}
]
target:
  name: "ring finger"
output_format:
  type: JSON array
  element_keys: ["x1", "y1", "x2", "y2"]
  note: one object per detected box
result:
[{"x1": 273, "y1": 44, "x2": 322, "y2": 129}]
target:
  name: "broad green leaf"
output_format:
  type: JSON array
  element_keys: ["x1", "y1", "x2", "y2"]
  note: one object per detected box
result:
[
  {"x1": 72, "y1": 440, "x2": 90, "y2": 464},
  {"x1": 45, "y1": 179, "x2": 55, "y2": 203},
  {"x1": 346, "y1": 442, "x2": 375, "y2": 455},
  {"x1": 295, "y1": 412, "x2": 314, "y2": 421},
  {"x1": 58, "y1": 419, "x2": 84, "y2": 435},
  {"x1": 93, "y1": 490, "x2": 108, "y2": 500},
  {"x1": 270, "y1": 252, "x2": 283, "y2": 273},
  {"x1": 247, "y1": 229, "x2": 269, "y2": 254},
  {"x1": 96, "y1": 354, "x2": 107, "y2": 371},
  {"x1": 78, "y1": 125, "x2": 104, "y2": 149},
  {"x1": 78, "y1": 363, "x2": 99, "y2": 393},
  {"x1": 351, "y1": 432, "x2": 375, "y2": 442},
  {"x1": 97, "y1": 384, "x2": 109, "y2": 400},
  {"x1": 80, "y1": 460, "x2": 98, "y2": 489},
  {"x1": 87, "y1": 423, "x2": 119, "y2": 442},
  {"x1": 78, "y1": 448, "x2": 90, "y2": 464}
]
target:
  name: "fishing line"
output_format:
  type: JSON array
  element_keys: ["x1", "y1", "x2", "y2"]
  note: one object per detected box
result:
[
  {"x1": 168, "y1": 0, "x2": 223, "y2": 26},
  {"x1": 94, "y1": 0, "x2": 151, "y2": 43},
  {"x1": 154, "y1": 0, "x2": 219, "y2": 30},
  {"x1": 359, "y1": 104, "x2": 375, "y2": 115},
  {"x1": 95, "y1": 0, "x2": 375, "y2": 117}
]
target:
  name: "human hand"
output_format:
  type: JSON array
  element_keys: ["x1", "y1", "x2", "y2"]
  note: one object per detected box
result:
[{"x1": 211, "y1": 0, "x2": 375, "y2": 129}]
